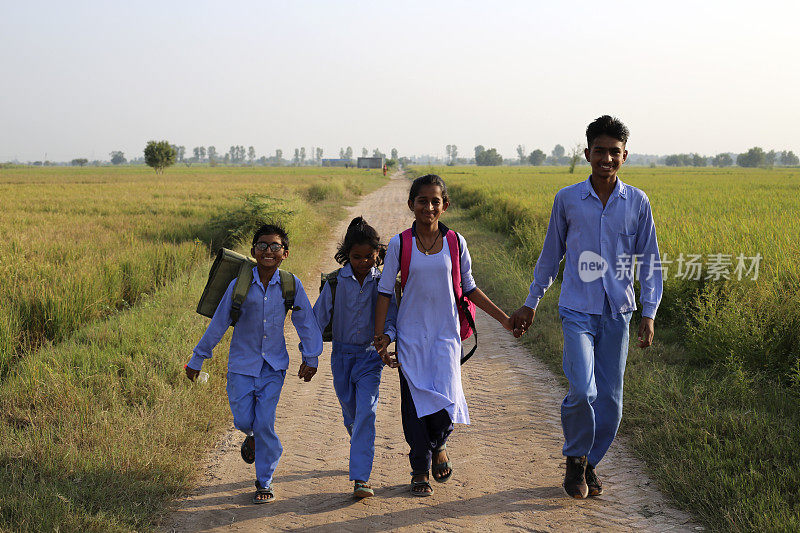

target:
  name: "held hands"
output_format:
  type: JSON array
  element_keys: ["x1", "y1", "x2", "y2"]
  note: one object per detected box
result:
[
  {"x1": 510, "y1": 306, "x2": 536, "y2": 338},
  {"x1": 297, "y1": 362, "x2": 317, "y2": 382},
  {"x1": 638, "y1": 317, "x2": 655, "y2": 348},
  {"x1": 373, "y1": 334, "x2": 400, "y2": 368}
]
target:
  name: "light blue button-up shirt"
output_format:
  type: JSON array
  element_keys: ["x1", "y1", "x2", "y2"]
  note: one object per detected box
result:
[
  {"x1": 313, "y1": 263, "x2": 398, "y2": 346},
  {"x1": 524, "y1": 176, "x2": 663, "y2": 319},
  {"x1": 189, "y1": 267, "x2": 323, "y2": 376}
]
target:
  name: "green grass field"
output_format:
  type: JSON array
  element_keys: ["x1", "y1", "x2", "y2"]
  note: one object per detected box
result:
[
  {"x1": 418, "y1": 166, "x2": 800, "y2": 532},
  {"x1": 0, "y1": 165, "x2": 387, "y2": 531}
]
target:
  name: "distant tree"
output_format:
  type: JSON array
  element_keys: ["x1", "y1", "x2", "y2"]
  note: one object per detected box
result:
[
  {"x1": 568, "y1": 144, "x2": 583, "y2": 173},
  {"x1": 712, "y1": 153, "x2": 733, "y2": 167},
  {"x1": 391, "y1": 148, "x2": 398, "y2": 160},
  {"x1": 345, "y1": 146, "x2": 353, "y2": 160},
  {"x1": 293, "y1": 149, "x2": 300, "y2": 165},
  {"x1": 765, "y1": 150, "x2": 777, "y2": 167},
  {"x1": 143, "y1": 140, "x2": 176, "y2": 175},
  {"x1": 339, "y1": 148, "x2": 345, "y2": 158},
  {"x1": 223, "y1": 153, "x2": 230, "y2": 165},
  {"x1": 475, "y1": 147, "x2": 503, "y2": 166},
  {"x1": 361, "y1": 147, "x2": 368, "y2": 158},
  {"x1": 692, "y1": 153, "x2": 707, "y2": 167},
  {"x1": 248, "y1": 146, "x2": 256, "y2": 164},
  {"x1": 299, "y1": 147, "x2": 306, "y2": 164},
  {"x1": 528, "y1": 149, "x2": 546, "y2": 166},
  {"x1": 552, "y1": 144, "x2": 565, "y2": 159},
  {"x1": 780, "y1": 150, "x2": 799, "y2": 166},
  {"x1": 275, "y1": 149, "x2": 283, "y2": 166},
  {"x1": 737, "y1": 147, "x2": 765, "y2": 168},
  {"x1": 177, "y1": 146, "x2": 185, "y2": 162},
  {"x1": 192, "y1": 147, "x2": 202, "y2": 161},
  {"x1": 372, "y1": 148, "x2": 385, "y2": 158},
  {"x1": 316, "y1": 147, "x2": 323, "y2": 163},
  {"x1": 516, "y1": 145, "x2": 526, "y2": 165},
  {"x1": 71, "y1": 158, "x2": 88, "y2": 167},
  {"x1": 207, "y1": 146, "x2": 217, "y2": 162},
  {"x1": 474, "y1": 145, "x2": 485, "y2": 162},
  {"x1": 110, "y1": 151, "x2": 126, "y2": 165}
]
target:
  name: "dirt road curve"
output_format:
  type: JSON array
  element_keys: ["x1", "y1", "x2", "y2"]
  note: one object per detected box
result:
[{"x1": 163, "y1": 172, "x2": 700, "y2": 532}]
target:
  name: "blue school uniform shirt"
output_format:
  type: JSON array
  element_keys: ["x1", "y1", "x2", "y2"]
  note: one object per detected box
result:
[
  {"x1": 524, "y1": 176, "x2": 663, "y2": 319},
  {"x1": 313, "y1": 263, "x2": 398, "y2": 346},
  {"x1": 188, "y1": 267, "x2": 323, "y2": 376}
]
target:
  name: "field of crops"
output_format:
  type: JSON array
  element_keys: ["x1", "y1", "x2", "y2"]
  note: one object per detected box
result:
[
  {"x1": 437, "y1": 165, "x2": 800, "y2": 382},
  {"x1": 0, "y1": 165, "x2": 380, "y2": 377},
  {"x1": 0, "y1": 165, "x2": 386, "y2": 531},
  {"x1": 415, "y1": 165, "x2": 800, "y2": 531}
]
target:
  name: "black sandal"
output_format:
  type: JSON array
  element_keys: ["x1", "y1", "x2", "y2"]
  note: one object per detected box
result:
[
  {"x1": 432, "y1": 444, "x2": 453, "y2": 483},
  {"x1": 253, "y1": 481, "x2": 274, "y2": 504},
  {"x1": 410, "y1": 471, "x2": 433, "y2": 497},
  {"x1": 241, "y1": 435, "x2": 255, "y2": 464}
]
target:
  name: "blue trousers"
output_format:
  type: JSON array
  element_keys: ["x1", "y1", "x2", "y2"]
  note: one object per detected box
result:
[
  {"x1": 399, "y1": 369, "x2": 453, "y2": 473},
  {"x1": 331, "y1": 342, "x2": 383, "y2": 482},
  {"x1": 559, "y1": 298, "x2": 632, "y2": 466},
  {"x1": 226, "y1": 360, "x2": 286, "y2": 489}
]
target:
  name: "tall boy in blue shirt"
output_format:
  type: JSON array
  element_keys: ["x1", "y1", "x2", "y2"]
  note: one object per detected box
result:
[
  {"x1": 185, "y1": 224, "x2": 323, "y2": 504},
  {"x1": 511, "y1": 115, "x2": 663, "y2": 499}
]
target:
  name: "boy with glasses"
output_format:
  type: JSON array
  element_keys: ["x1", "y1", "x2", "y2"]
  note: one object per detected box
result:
[{"x1": 186, "y1": 223, "x2": 323, "y2": 503}]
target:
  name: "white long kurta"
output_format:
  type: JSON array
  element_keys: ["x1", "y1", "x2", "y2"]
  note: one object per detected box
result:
[{"x1": 378, "y1": 232, "x2": 477, "y2": 424}]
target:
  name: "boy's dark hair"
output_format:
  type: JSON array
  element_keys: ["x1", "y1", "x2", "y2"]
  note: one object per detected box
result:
[
  {"x1": 586, "y1": 115, "x2": 630, "y2": 148},
  {"x1": 408, "y1": 174, "x2": 449, "y2": 204},
  {"x1": 334, "y1": 216, "x2": 385, "y2": 266},
  {"x1": 252, "y1": 223, "x2": 289, "y2": 250}
]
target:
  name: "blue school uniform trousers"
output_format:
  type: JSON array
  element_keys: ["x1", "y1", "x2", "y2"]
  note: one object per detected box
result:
[
  {"x1": 189, "y1": 267, "x2": 323, "y2": 489},
  {"x1": 525, "y1": 177, "x2": 662, "y2": 466},
  {"x1": 313, "y1": 264, "x2": 396, "y2": 482}
]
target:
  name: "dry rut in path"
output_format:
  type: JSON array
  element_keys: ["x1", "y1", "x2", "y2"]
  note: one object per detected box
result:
[{"x1": 163, "y1": 172, "x2": 700, "y2": 532}]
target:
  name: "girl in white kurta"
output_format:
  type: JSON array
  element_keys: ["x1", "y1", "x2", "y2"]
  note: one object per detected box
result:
[{"x1": 374, "y1": 174, "x2": 512, "y2": 497}]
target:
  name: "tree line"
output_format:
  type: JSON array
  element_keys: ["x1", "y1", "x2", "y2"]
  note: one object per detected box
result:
[{"x1": 664, "y1": 147, "x2": 798, "y2": 168}]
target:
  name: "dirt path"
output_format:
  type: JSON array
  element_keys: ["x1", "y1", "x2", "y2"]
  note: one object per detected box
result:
[{"x1": 163, "y1": 172, "x2": 700, "y2": 532}]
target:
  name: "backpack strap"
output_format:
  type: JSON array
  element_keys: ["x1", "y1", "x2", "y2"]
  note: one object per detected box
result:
[
  {"x1": 399, "y1": 228, "x2": 413, "y2": 289},
  {"x1": 230, "y1": 262, "x2": 254, "y2": 325},
  {"x1": 448, "y1": 231, "x2": 478, "y2": 363},
  {"x1": 278, "y1": 269, "x2": 299, "y2": 314}
]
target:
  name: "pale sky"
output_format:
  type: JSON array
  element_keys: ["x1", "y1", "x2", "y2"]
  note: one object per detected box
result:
[{"x1": 2, "y1": 0, "x2": 799, "y2": 162}]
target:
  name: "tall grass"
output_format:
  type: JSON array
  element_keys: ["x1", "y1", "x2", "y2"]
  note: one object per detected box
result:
[
  {"x1": 417, "y1": 165, "x2": 800, "y2": 384},
  {"x1": 0, "y1": 165, "x2": 387, "y2": 531},
  {"x1": 444, "y1": 205, "x2": 800, "y2": 532},
  {"x1": 0, "y1": 166, "x2": 380, "y2": 377}
]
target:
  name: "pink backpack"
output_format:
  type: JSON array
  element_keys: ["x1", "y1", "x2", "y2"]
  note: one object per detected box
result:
[{"x1": 398, "y1": 223, "x2": 478, "y2": 364}]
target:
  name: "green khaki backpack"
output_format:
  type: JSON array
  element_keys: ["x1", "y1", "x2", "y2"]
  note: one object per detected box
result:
[{"x1": 197, "y1": 248, "x2": 298, "y2": 325}]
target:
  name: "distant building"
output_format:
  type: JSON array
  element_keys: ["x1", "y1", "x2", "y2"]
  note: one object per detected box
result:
[
  {"x1": 322, "y1": 158, "x2": 353, "y2": 168},
  {"x1": 357, "y1": 156, "x2": 385, "y2": 169}
]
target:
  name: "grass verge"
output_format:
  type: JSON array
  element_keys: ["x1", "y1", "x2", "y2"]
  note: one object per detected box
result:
[
  {"x1": 446, "y1": 206, "x2": 800, "y2": 533},
  {"x1": 0, "y1": 175, "x2": 387, "y2": 532}
]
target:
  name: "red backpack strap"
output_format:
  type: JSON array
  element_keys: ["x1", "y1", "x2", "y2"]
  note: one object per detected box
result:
[
  {"x1": 445, "y1": 230, "x2": 462, "y2": 298},
  {"x1": 399, "y1": 228, "x2": 413, "y2": 289}
]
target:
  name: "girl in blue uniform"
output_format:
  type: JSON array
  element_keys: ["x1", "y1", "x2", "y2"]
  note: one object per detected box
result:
[
  {"x1": 313, "y1": 217, "x2": 398, "y2": 499},
  {"x1": 374, "y1": 174, "x2": 512, "y2": 496}
]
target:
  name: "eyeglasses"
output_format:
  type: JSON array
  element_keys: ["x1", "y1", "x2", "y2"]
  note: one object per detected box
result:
[{"x1": 254, "y1": 242, "x2": 284, "y2": 252}]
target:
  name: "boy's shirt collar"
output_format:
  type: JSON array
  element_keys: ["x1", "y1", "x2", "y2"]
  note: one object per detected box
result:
[
  {"x1": 581, "y1": 175, "x2": 627, "y2": 201},
  {"x1": 251, "y1": 266, "x2": 281, "y2": 290},
  {"x1": 340, "y1": 263, "x2": 379, "y2": 282}
]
